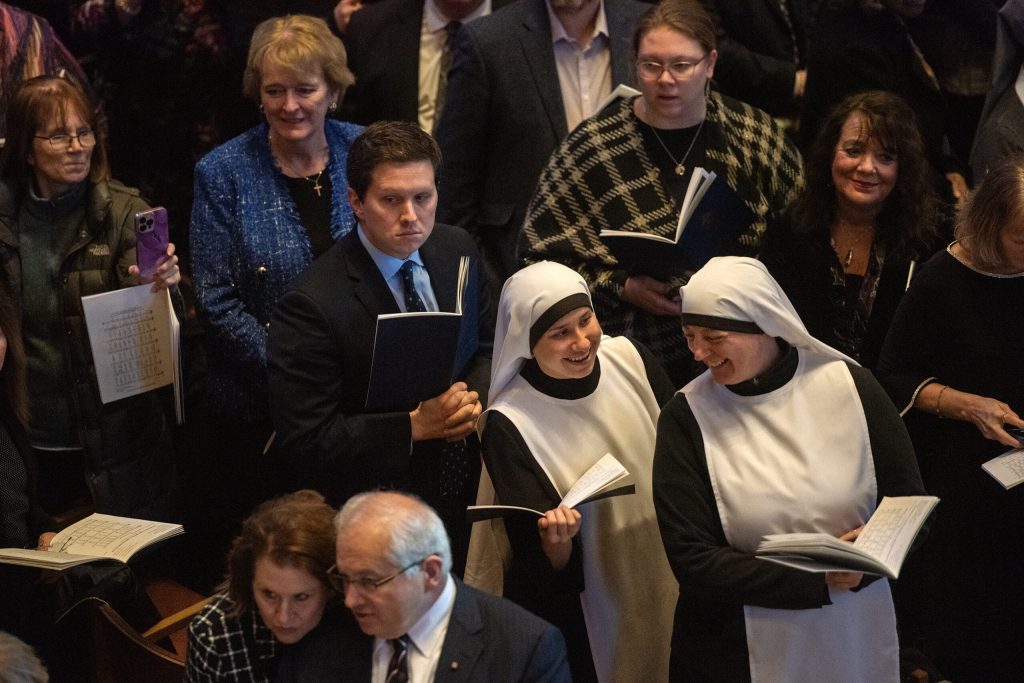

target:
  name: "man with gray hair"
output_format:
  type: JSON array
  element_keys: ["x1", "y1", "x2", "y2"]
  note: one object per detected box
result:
[{"x1": 276, "y1": 491, "x2": 571, "y2": 682}]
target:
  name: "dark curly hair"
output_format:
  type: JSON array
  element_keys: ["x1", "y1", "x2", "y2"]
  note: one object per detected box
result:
[
  {"x1": 789, "y1": 90, "x2": 937, "y2": 259},
  {"x1": 222, "y1": 490, "x2": 337, "y2": 617}
]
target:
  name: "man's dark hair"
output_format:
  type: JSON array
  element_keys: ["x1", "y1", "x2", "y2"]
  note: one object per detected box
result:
[{"x1": 346, "y1": 121, "x2": 442, "y2": 199}]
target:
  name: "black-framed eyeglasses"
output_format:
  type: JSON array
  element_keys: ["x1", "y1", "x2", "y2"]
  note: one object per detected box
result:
[
  {"x1": 636, "y1": 55, "x2": 708, "y2": 81},
  {"x1": 326, "y1": 558, "x2": 427, "y2": 594},
  {"x1": 34, "y1": 129, "x2": 96, "y2": 150}
]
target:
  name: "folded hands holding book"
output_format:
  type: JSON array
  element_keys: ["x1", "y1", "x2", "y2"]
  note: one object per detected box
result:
[{"x1": 409, "y1": 381, "x2": 481, "y2": 443}]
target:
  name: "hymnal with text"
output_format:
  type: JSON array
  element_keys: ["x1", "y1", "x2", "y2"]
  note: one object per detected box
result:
[
  {"x1": 982, "y1": 447, "x2": 1024, "y2": 489},
  {"x1": 0, "y1": 513, "x2": 184, "y2": 570},
  {"x1": 754, "y1": 495, "x2": 938, "y2": 579}
]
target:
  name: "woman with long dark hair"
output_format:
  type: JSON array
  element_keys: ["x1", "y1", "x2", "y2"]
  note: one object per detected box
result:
[{"x1": 760, "y1": 90, "x2": 940, "y2": 369}]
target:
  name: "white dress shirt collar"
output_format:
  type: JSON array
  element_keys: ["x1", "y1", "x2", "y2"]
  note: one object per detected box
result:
[{"x1": 371, "y1": 575, "x2": 457, "y2": 683}]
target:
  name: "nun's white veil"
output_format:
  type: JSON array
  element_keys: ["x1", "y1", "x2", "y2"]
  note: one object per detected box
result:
[
  {"x1": 680, "y1": 257, "x2": 857, "y2": 365},
  {"x1": 487, "y1": 261, "x2": 593, "y2": 413}
]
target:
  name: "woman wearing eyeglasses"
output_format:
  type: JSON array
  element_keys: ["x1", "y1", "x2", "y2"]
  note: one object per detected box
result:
[
  {"x1": 187, "y1": 490, "x2": 343, "y2": 683},
  {"x1": 0, "y1": 75, "x2": 180, "y2": 521},
  {"x1": 520, "y1": 0, "x2": 802, "y2": 387}
]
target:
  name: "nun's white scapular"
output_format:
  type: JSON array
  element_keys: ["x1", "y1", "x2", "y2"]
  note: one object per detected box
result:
[{"x1": 678, "y1": 257, "x2": 899, "y2": 682}]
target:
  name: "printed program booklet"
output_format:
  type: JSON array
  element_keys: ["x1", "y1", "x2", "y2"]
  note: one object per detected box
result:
[
  {"x1": 754, "y1": 495, "x2": 938, "y2": 579},
  {"x1": 982, "y1": 447, "x2": 1024, "y2": 489},
  {"x1": 599, "y1": 167, "x2": 754, "y2": 278},
  {"x1": 365, "y1": 256, "x2": 470, "y2": 412},
  {"x1": 466, "y1": 453, "x2": 635, "y2": 522}
]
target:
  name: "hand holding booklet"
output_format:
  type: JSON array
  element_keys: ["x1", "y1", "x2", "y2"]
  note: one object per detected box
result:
[
  {"x1": 755, "y1": 495, "x2": 938, "y2": 579},
  {"x1": 0, "y1": 513, "x2": 183, "y2": 571},
  {"x1": 466, "y1": 453, "x2": 635, "y2": 522}
]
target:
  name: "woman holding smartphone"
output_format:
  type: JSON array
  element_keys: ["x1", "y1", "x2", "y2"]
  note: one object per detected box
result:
[{"x1": 0, "y1": 75, "x2": 181, "y2": 521}]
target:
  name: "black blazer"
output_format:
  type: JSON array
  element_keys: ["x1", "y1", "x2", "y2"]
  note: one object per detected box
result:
[
  {"x1": 266, "y1": 224, "x2": 493, "y2": 506},
  {"x1": 435, "y1": 0, "x2": 648, "y2": 282},
  {"x1": 275, "y1": 578, "x2": 572, "y2": 683},
  {"x1": 700, "y1": 0, "x2": 820, "y2": 115},
  {"x1": 340, "y1": 0, "x2": 517, "y2": 125}
]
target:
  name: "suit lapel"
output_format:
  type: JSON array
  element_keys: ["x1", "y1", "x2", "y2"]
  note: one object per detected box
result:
[
  {"x1": 518, "y1": 0, "x2": 569, "y2": 139},
  {"x1": 421, "y1": 233, "x2": 459, "y2": 313},
  {"x1": 393, "y1": 0, "x2": 425, "y2": 121},
  {"x1": 435, "y1": 581, "x2": 485, "y2": 683},
  {"x1": 340, "y1": 231, "x2": 402, "y2": 316}
]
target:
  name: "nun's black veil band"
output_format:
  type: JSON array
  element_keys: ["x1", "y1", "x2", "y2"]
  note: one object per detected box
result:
[
  {"x1": 681, "y1": 313, "x2": 763, "y2": 335},
  {"x1": 529, "y1": 293, "x2": 593, "y2": 349}
]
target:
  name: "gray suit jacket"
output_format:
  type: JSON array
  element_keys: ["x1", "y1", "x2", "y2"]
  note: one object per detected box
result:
[
  {"x1": 275, "y1": 578, "x2": 572, "y2": 682},
  {"x1": 435, "y1": 0, "x2": 648, "y2": 286}
]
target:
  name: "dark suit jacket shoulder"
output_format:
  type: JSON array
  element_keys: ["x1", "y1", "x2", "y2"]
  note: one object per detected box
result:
[
  {"x1": 341, "y1": 0, "x2": 424, "y2": 124},
  {"x1": 341, "y1": 0, "x2": 518, "y2": 125},
  {"x1": 275, "y1": 578, "x2": 571, "y2": 683},
  {"x1": 435, "y1": 0, "x2": 648, "y2": 238},
  {"x1": 266, "y1": 224, "x2": 493, "y2": 504}
]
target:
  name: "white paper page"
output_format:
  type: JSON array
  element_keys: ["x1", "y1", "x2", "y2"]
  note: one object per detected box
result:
[
  {"x1": 0, "y1": 548, "x2": 97, "y2": 568},
  {"x1": 853, "y1": 496, "x2": 938, "y2": 575},
  {"x1": 982, "y1": 448, "x2": 1024, "y2": 489},
  {"x1": 676, "y1": 168, "x2": 716, "y2": 236},
  {"x1": 81, "y1": 285, "x2": 176, "y2": 404},
  {"x1": 592, "y1": 84, "x2": 641, "y2": 117},
  {"x1": 560, "y1": 453, "x2": 629, "y2": 510},
  {"x1": 50, "y1": 513, "x2": 182, "y2": 563}
]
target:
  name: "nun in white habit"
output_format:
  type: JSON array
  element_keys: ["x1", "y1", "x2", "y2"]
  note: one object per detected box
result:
[
  {"x1": 652, "y1": 256, "x2": 927, "y2": 682},
  {"x1": 476, "y1": 261, "x2": 678, "y2": 683}
]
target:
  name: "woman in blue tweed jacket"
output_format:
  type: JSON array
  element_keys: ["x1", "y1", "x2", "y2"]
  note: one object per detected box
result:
[{"x1": 188, "y1": 15, "x2": 360, "y2": 587}]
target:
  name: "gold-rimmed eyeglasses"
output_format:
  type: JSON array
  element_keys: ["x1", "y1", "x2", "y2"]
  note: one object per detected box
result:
[
  {"x1": 636, "y1": 55, "x2": 708, "y2": 81},
  {"x1": 326, "y1": 557, "x2": 427, "y2": 594},
  {"x1": 34, "y1": 129, "x2": 96, "y2": 150}
]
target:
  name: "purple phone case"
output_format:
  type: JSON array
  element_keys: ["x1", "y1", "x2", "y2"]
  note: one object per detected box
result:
[{"x1": 135, "y1": 207, "x2": 169, "y2": 275}]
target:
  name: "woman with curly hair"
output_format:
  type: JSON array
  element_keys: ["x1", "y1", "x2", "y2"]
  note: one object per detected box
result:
[{"x1": 760, "y1": 90, "x2": 940, "y2": 369}]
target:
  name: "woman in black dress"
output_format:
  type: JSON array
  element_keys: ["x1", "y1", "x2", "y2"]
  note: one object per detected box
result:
[{"x1": 877, "y1": 153, "x2": 1024, "y2": 682}]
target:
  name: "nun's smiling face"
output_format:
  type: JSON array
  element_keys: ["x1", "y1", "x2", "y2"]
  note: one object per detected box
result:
[
  {"x1": 533, "y1": 307, "x2": 602, "y2": 380},
  {"x1": 683, "y1": 325, "x2": 779, "y2": 385}
]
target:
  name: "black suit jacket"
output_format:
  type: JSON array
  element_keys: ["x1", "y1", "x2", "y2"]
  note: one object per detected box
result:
[
  {"x1": 266, "y1": 224, "x2": 493, "y2": 507},
  {"x1": 340, "y1": 0, "x2": 516, "y2": 125},
  {"x1": 276, "y1": 578, "x2": 572, "y2": 683},
  {"x1": 435, "y1": 0, "x2": 648, "y2": 285},
  {"x1": 700, "y1": 0, "x2": 820, "y2": 115}
]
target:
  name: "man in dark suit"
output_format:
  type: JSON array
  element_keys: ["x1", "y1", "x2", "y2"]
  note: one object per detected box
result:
[
  {"x1": 266, "y1": 121, "x2": 493, "y2": 572},
  {"x1": 340, "y1": 0, "x2": 515, "y2": 129},
  {"x1": 276, "y1": 491, "x2": 572, "y2": 683},
  {"x1": 435, "y1": 0, "x2": 648, "y2": 303}
]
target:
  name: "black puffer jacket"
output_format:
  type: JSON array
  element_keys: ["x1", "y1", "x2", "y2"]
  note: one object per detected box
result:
[{"x1": 0, "y1": 178, "x2": 178, "y2": 521}]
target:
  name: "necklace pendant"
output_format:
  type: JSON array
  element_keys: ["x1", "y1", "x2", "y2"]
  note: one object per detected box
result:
[
  {"x1": 674, "y1": 163, "x2": 685, "y2": 176},
  {"x1": 312, "y1": 181, "x2": 322, "y2": 197},
  {"x1": 844, "y1": 247, "x2": 854, "y2": 268}
]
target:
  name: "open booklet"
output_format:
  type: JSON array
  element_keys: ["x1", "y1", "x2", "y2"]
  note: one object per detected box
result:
[
  {"x1": 81, "y1": 284, "x2": 182, "y2": 424},
  {"x1": 982, "y1": 446, "x2": 1024, "y2": 489},
  {"x1": 0, "y1": 513, "x2": 184, "y2": 571},
  {"x1": 466, "y1": 453, "x2": 635, "y2": 523},
  {"x1": 365, "y1": 256, "x2": 471, "y2": 412},
  {"x1": 755, "y1": 495, "x2": 938, "y2": 579},
  {"x1": 599, "y1": 167, "x2": 754, "y2": 278}
]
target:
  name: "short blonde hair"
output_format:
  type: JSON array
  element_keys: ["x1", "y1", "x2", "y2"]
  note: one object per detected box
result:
[{"x1": 243, "y1": 15, "x2": 355, "y2": 102}]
